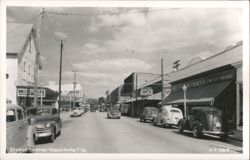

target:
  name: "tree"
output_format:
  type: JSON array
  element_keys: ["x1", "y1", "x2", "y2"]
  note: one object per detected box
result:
[{"x1": 98, "y1": 97, "x2": 106, "y2": 104}]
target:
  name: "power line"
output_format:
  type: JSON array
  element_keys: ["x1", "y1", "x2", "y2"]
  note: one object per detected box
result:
[{"x1": 45, "y1": 8, "x2": 181, "y2": 17}]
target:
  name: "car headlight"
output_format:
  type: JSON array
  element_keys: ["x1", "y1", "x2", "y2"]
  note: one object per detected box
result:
[
  {"x1": 45, "y1": 122, "x2": 52, "y2": 128},
  {"x1": 216, "y1": 121, "x2": 221, "y2": 127}
]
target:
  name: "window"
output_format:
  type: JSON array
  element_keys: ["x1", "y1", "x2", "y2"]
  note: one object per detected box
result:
[
  {"x1": 28, "y1": 65, "x2": 31, "y2": 82},
  {"x1": 29, "y1": 37, "x2": 32, "y2": 53},
  {"x1": 23, "y1": 61, "x2": 26, "y2": 80},
  {"x1": 6, "y1": 109, "x2": 16, "y2": 122},
  {"x1": 17, "y1": 109, "x2": 24, "y2": 120},
  {"x1": 52, "y1": 108, "x2": 58, "y2": 115}
]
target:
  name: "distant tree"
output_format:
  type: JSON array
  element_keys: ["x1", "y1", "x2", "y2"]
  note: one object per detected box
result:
[
  {"x1": 105, "y1": 90, "x2": 109, "y2": 96},
  {"x1": 98, "y1": 97, "x2": 106, "y2": 104},
  {"x1": 87, "y1": 98, "x2": 98, "y2": 109}
]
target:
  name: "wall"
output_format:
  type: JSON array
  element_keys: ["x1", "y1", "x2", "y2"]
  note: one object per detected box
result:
[
  {"x1": 17, "y1": 35, "x2": 36, "y2": 86},
  {"x1": 6, "y1": 58, "x2": 18, "y2": 104}
]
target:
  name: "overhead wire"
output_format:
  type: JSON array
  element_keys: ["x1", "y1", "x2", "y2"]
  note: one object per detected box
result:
[{"x1": 45, "y1": 8, "x2": 181, "y2": 17}]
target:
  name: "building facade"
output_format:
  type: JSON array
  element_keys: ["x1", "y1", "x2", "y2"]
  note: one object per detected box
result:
[
  {"x1": 163, "y1": 41, "x2": 243, "y2": 130},
  {"x1": 6, "y1": 23, "x2": 42, "y2": 106}
]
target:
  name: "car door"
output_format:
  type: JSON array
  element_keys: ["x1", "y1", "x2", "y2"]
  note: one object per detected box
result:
[
  {"x1": 6, "y1": 108, "x2": 19, "y2": 152},
  {"x1": 52, "y1": 108, "x2": 62, "y2": 129},
  {"x1": 16, "y1": 108, "x2": 28, "y2": 150}
]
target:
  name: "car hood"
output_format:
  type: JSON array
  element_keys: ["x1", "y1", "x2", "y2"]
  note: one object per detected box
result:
[{"x1": 28, "y1": 115, "x2": 55, "y2": 124}]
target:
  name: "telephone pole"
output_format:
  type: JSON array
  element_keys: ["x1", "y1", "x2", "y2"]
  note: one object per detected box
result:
[
  {"x1": 58, "y1": 39, "x2": 63, "y2": 116},
  {"x1": 73, "y1": 71, "x2": 77, "y2": 109},
  {"x1": 161, "y1": 58, "x2": 164, "y2": 109},
  {"x1": 34, "y1": 8, "x2": 45, "y2": 107}
]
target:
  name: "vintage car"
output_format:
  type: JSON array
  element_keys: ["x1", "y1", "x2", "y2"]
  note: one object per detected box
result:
[
  {"x1": 6, "y1": 104, "x2": 35, "y2": 153},
  {"x1": 140, "y1": 107, "x2": 158, "y2": 122},
  {"x1": 177, "y1": 107, "x2": 232, "y2": 139},
  {"x1": 153, "y1": 106, "x2": 183, "y2": 127},
  {"x1": 70, "y1": 107, "x2": 83, "y2": 117},
  {"x1": 25, "y1": 106, "x2": 62, "y2": 143},
  {"x1": 107, "y1": 105, "x2": 121, "y2": 119}
]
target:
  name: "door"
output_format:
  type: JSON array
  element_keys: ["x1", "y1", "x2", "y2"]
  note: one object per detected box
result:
[{"x1": 6, "y1": 108, "x2": 19, "y2": 152}]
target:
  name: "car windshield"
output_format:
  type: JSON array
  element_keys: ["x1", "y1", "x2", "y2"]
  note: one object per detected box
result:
[
  {"x1": 26, "y1": 108, "x2": 51, "y2": 117},
  {"x1": 170, "y1": 109, "x2": 180, "y2": 113},
  {"x1": 109, "y1": 107, "x2": 119, "y2": 112}
]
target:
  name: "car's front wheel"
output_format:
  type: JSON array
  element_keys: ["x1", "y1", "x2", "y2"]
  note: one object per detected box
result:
[
  {"x1": 193, "y1": 125, "x2": 202, "y2": 138},
  {"x1": 220, "y1": 134, "x2": 227, "y2": 141},
  {"x1": 50, "y1": 133, "x2": 55, "y2": 143},
  {"x1": 178, "y1": 124, "x2": 184, "y2": 133}
]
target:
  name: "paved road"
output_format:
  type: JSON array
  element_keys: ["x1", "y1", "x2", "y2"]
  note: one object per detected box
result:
[{"x1": 34, "y1": 112, "x2": 242, "y2": 153}]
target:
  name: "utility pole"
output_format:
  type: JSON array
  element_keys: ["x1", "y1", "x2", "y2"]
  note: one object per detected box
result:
[
  {"x1": 161, "y1": 58, "x2": 164, "y2": 109},
  {"x1": 34, "y1": 8, "x2": 45, "y2": 107},
  {"x1": 135, "y1": 73, "x2": 138, "y2": 117},
  {"x1": 73, "y1": 71, "x2": 77, "y2": 109},
  {"x1": 58, "y1": 40, "x2": 63, "y2": 116}
]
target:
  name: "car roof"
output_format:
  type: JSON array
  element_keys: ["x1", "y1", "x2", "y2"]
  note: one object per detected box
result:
[{"x1": 25, "y1": 105, "x2": 54, "y2": 110}]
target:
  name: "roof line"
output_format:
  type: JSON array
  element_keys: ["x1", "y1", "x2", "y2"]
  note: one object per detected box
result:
[{"x1": 171, "y1": 42, "x2": 243, "y2": 73}]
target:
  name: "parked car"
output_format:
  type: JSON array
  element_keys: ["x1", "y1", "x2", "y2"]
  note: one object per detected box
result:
[
  {"x1": 6, "y1": 104, "x2": 35, "y2": 153},
  {"x1": 153, "y1": 106, "x2": 183, "y2": 127},
  {"x1": 71, "y1": 108, "x2": 83, "y2": 117},
  {"x1": 107, "y1": 105, "x2": 121, "y2": 119},
  {"x1": 78, "y1": 107, "x2": 84, "y2": 115},
  {"x1": 140, "y1": 107, "x2": 158, "y2": 122},
  {"x1": 177, "y1": 107, "x2": 232, "y2": 139},
  {"x1": 25, "y1": 106, "x2": 62, "y2": 143}
]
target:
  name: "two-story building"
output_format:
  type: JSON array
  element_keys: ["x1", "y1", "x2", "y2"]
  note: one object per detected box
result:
[{"x1": 6, "y1": 22, "x2": 42, "y2": 107}]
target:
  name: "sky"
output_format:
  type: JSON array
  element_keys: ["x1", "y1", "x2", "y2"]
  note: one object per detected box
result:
[{"x1": 7, "y1": 7, "x2": 242, "y2": 98}]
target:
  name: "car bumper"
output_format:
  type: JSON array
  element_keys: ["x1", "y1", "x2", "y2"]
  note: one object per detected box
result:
[
  {"x1": 108, "y1": 115, "x2": 120, "y2": 118},
  {"x1": 144, "y1": 117, "x2": 154, "y2": 121},
  {"x1": 202, "y1": 130, "x2": 226, "y2": 136}
]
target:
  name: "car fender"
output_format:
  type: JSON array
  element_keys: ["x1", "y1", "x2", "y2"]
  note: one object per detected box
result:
[
  {"x1": 178, "y1": 118, "x2": 189, "y2": 130},
  {"x1": 161, "y1": 116, "x2": 168, "y2": 124}
]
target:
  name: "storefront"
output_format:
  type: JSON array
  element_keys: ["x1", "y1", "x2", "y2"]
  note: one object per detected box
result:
[{"x1": 17, "y1": 86, "x2": 58, "y2": 108}]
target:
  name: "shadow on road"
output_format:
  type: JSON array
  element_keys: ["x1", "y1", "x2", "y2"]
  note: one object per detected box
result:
[
  {"x1": 35, "y1": 138, "x2": 53, "y2": 145},
  {"x1": 137, "y1": 120, "x2": 153, "y2": 123},
  {"x1": 172, "y1": 130, "x2": 243, "y2": 148}
]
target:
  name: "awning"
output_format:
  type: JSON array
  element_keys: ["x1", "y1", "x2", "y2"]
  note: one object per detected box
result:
[
  {"x1": 163, "y1": 81, "x2": 232, "y2": 105},
  {"x1": 144, "y1": 92, "x2": 162, "y2": 100}
]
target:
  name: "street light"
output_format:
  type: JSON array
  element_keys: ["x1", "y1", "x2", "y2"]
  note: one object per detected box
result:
[{"x1": 182, "y1": 84, "x2": 187, "y2": 117}]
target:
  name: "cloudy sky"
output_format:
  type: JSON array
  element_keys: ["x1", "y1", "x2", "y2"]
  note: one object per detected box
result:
[{"x1": 7, "y1": 7, "x2": 242, "y2": 98}]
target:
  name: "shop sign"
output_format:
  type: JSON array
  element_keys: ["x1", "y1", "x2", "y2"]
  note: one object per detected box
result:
[
  {"x1": 140, "y1": 87, "x2": 153, "y2": 96},
  {"x1": 172, "y1": 69, "x2": 236, "y2": 92},
  {"x1": 119, "y1": 96, "x2": 130, "y2": 103},
  {"x1": 17, "y1": 88, "x2": 46, "y2": 98}
]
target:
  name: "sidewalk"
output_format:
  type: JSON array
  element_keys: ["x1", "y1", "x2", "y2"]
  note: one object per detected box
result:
[{"x1": 228, "y1": 129, "x2": 243, "y2": 141}]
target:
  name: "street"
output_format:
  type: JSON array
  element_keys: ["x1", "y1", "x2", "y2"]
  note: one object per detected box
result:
[{"x1": 34, "y1": 112, "x2": 242, "y2": 153}]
